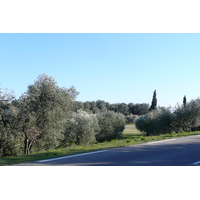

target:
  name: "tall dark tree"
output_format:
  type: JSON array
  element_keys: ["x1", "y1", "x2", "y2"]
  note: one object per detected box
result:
[
  {"x1": 183, "y1": 95, "x2": 187, "y2": 107},
  {"x1": 149, "y1": 90, "x2": 157, "y2": 111}
]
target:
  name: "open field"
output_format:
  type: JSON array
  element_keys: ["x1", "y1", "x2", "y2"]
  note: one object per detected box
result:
[
  {"x1": 1, "y1": 124, "x2": 200, "y2": 166},
  {"x1": 123, "y1": 124, "x2": 143, "y2": 137}
]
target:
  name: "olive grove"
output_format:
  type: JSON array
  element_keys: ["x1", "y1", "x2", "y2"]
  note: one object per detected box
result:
[
  {"x1": 0, "y1": 74, "x2": 79, "y2": 156},
  {"x1": 0, "y1": 74, "x2": 127, "y2": 157},
  {"x1": 135, "y1": 98, "x2": 200, "y2": 136}
]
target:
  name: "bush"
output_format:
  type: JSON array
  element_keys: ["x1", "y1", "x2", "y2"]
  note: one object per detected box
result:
[{"x1": 96, "y1": 111, "x2": 126, "y2": 142}]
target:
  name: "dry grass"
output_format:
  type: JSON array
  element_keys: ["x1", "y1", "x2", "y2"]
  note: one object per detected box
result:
[{"x1": 123, "y1": 124, "x2": 142, "y2": 134}]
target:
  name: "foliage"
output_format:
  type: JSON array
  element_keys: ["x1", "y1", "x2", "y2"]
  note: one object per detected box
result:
[
  {"x1": 75, "y1": 100, "x2": 149, "y2": 116},
  {"x1": 135, "y1": 108, "x2": 174, "y2": 136},
  {"x1": 125, "y1": 114, "x2": 139, "y2": 124},
  {"x1": 62, "y1": 110, "x2": 100, "y2": 146},
  {"x1": 18, "y1": 74, "x2": 79, "y2": 154},
  {"x1": 183, "y1": 95, "x2": 187, "y2": 107},
  {"x1": 128, "y1": 103, "x2": 149, "y2": 115},
  {"x1": 96, "y1": 110, "x2": 126, "y2": 142},
  {"x1": 149, "y1": 90, "x2": 157, "y2": 111},
  {"x1": 0, "y1": 90, "x2": 24, "y2": 157},
  {"x1": 172, "y1": 99, "x2": 200, "y2": 132},
  {"x1": 0, "y1": 74, "x2": 79, "y2": 155},
  {"x1": 111, "y1": 103, "x2": 129, "y2": 115},
  {"x1": 136, "y1": 98, "x2": 200, "y2": 136},
  {"x1": 62, "y1": 110, "x2": 126, "y2": 145}
]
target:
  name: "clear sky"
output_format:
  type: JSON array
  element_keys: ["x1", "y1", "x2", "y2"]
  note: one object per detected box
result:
[{"x1": 1, "y1": 33, "x2": 200, "y2": 107}]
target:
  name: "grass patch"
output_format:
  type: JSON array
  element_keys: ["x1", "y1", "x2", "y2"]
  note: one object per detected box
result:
[{"x1": 1, "y1": 124, "x2": 200, "y2": 166}]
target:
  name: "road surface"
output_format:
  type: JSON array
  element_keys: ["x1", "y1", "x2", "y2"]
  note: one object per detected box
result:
[{"x1": 15, "y1": 135, "x2": 200, "y2": 166}]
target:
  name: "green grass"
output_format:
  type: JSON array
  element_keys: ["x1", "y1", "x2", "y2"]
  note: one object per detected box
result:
[{"x1": 1, "y1": 124, "x2": 200, "y2": 166}]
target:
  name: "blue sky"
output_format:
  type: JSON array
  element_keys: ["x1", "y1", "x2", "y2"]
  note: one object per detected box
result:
[{"x1": 0, "y1": 33, "x2": 200, "y2": 107}]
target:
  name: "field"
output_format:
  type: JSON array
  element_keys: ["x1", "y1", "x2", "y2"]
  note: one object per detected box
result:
[
  {"x1": 1, "y1": 124, "x2": 200, "y2": 166},
  {"x1": 123, "y1": 124, "x2": 142, "y2": 136}
]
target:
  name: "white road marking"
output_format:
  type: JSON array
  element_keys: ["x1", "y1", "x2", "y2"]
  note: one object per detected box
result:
[
  {"x1": 193, "y1": 160, "x2": 200, "y2": 165},
  {"x1": 37, "y1": 150, "x2": 108, "y2": 163},
  {"x1": 147, "y1": 139, "x2": 176, "y2": 145}
]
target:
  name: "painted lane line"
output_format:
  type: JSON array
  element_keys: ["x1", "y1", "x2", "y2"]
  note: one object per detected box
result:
[
  {"x1": 37, "y1": 150, "x2": 108, "y2": 163},
  {"x1": 193, "y1": 160, "x2": 200, "y2": 165},
  {"x1": 147, "y1": 139, "x2": 176, "y2": 145}
]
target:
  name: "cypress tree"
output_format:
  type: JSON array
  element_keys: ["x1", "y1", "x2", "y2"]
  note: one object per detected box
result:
[
  {"x1": 183, "y1": 95, "x2": 187, "y2": 107},
  {"x1": 149, "y1": 90, "x2": 157, "y2": 111}
]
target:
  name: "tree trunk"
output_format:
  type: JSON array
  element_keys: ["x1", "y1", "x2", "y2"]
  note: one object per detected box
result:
[{"x1": 24, "y1": 137, "x2": 33, "y2": 155}]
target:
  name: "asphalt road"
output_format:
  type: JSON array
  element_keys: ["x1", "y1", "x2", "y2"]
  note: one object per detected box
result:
[{"x1": 16, "y1": 135, "x2": 200, "y2": 166}]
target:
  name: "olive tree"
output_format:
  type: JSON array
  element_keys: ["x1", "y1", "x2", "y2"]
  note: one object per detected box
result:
[
  {"x1": 19, "y1": 74, "x2": 79, "y2": 154},
  {"x1": 0, "y1": 89, "x2": 23, "y2": 157},
  {"x1": 136, "y1": 98, "x2": 200, "y2": 136},
  {"x1": 96, "y1": 111, "x2": 126, "y2": 142},
  {"x1": 172, "y1": 99, "x2": 200, "y2": 132},
  {"x1": 62, "y1": 109, "x2": 100, "y2": 146},
  {"x1": 135, "y1": 108, "x2": 173, "y2": 136},
  {"x1": 135, "y1": 111, "x2": 158, "y2": 136},
  {"x1": 125, "y1": 114, "x2": 139, "y2": 124}
]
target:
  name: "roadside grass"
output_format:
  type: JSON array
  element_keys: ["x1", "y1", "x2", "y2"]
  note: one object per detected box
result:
[{"x1": 1, "y1": 124, "x2": 200, "y2": 166}]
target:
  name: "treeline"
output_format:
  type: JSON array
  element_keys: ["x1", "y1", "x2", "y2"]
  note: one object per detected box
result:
[
  {"x1": 0, "y1": 74, "x2": 126, "y2": 157},
  {"x1": 74, "y1": 100, "x2": 149, "y2": 123},
  {"x1": 75, "y1": 100, "x2": 149, "y2": 116},
  {"x1": 135, "y1": 98, "x2": 200, "y2": 136}
]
